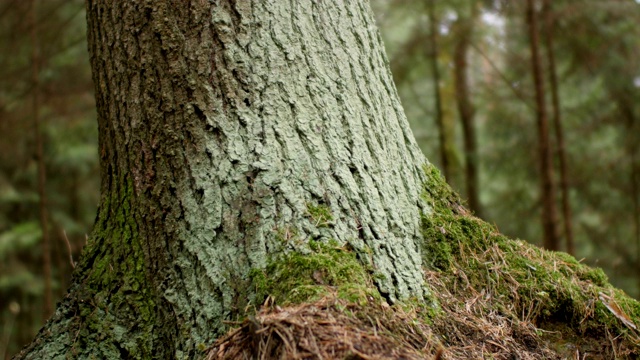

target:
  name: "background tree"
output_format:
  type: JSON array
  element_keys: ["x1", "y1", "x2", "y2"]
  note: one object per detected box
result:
[
  {"x1": 526, "y1": 0, "x2": 640, "y2": 290},
  {"x1": 526, "y1": 0, "x2": 561, "y2": 251},
  {"x1": 0, "y1": 0, "x2": 97, "y2": 356},
  {"x1": 426, "y1": 0, "x2": 454, "y2": 183},
  {"x1": 30, "y1": 0, "x2": 53, "y2": 320},
  {"x1": 374, "y1": 0, "x2": 640, "y2": 295},
  {"x1": 542, "y1": 0, "x2": 574, "y2": 255},
  {"x1": 452, "y1": 1, "x2": 481, "y2": 217}
]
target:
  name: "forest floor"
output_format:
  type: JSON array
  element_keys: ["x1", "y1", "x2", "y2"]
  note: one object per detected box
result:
[
  {"x1": 208, "y1": 236, "x2": 640, "y2": 359},
  {"x1": 207, "y1": 169, "x2": 640, "y2": 359}
]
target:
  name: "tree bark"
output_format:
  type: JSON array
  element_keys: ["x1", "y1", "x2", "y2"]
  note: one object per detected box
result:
[
  {"x1": 543, "y1": 0, "x2": 574, "y2": 255},
  {"x1": 426, "y1": 0, "x2": 451, "y2": 182},
  {"x1": 16, "y1": 1, "x2": 433, "y2": 358},
  {"x1": 453, "y1": 7, "x2": 481, "y2": 218},
  {"x1": 526, "y1": 0, "x2": 560, "y2": 251},
  {"x1": 614, "y1": 90, "x2": 640, "y2": 298}
]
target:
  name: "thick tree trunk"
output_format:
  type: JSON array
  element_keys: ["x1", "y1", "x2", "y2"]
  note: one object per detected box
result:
[
  {"x1": 16, "y1": 1, "x2": 433, "y2": 358},
  {"x1": 526, "y1": 0, "x2": 560, "y2": 251}
]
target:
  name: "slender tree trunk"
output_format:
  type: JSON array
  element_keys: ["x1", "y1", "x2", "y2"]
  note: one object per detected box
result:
[
  {"x1": 633, "y1": 158, "x2": 640, "y2": 295},
  {"x1": 453, "y1": 8, "x2": 481, "y2": 218},
  {"x1": 543, "y1": 0, "x2": 574, "y2": 255},
  {"x1": 623, "y1": 108, "x2": 640, "y2": 296},
  {"x1": 30, "y1": 0, "x2": 52, "y2": 320},
  {"x1": 426, "y1": 0, "x2": 451, "y2": 181},
  {"x1": 526, "y1": 0, "x2": 560, "y2": 251},
  {"x1": 615, "y1": 92, "x2": 640, "y2": 297},
  {"x1": 16, "y1": 1, "x2": 434, "y2": 358}
]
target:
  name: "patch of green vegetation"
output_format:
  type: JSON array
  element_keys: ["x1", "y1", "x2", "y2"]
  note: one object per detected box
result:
[
  {"x1": 306, "y1": 203, "x2": 334, "y2": 228},
  {"x1": 250, "y1": 239, "x2": 380, "y2": 306},
  {"x1": 274, "y1": 224, "x2": 300, "y2": 244},
  {"x1": 71, "y1": 179, "x2": 156, "y2": 357},
  {"x1": 419, "y1": 165, "x2": 495, "y2": 271},
  {"x1": 268, "y1": 224, "x2": 307, "y2": 253},
  {"x1": 421, "y1": 165, "x2": 463, "y2": 215},
  {"x1": 419, "y1": 164, "x2": 640, "y2": 350}
]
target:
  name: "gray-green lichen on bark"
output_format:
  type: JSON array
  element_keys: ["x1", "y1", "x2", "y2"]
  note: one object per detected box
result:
[{"x1": 16, "y1": 0, "x2": 438, "y2": 358}]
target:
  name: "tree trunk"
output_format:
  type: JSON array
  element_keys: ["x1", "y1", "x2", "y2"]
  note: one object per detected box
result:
[
  {"x1": 526, "y1": 0, "x2": 560, "y2": 251},
  {"x1": 16, "y1": 1, "x2": 433, "y2": 358},
  {"x1": 614, "y1": 91, "x2": 640, "y2": 298},
  {"x1": 634, "y1": 167, "x2": 640, "y2": 296},
  {"x1": 453, "y1": 7, "x2": 481, "y2": 218},
  {"x1": 426, "y1": 0, "x2": 451, "y2": 182},
  {"x1": 30, "y1": 0, "x2": 52, "y2": 320},
  {"x1": 543, "y1": 0, "x2": 574, "y2": 255}
]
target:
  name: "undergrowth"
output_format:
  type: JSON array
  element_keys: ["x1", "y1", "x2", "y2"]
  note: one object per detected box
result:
[
  {"x1": 420, "y1": 164, "x2": 640, "y2": 358},
  {"x1": 209, "y1": 165, "x2": 640, "y2": 359}
]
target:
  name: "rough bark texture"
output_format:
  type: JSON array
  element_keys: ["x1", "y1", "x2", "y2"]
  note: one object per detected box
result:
[
  {"x1": 526, "y1": 0, "x2": 560, "y2": 251},
  {"x1": 16, "y1": 1, "x2": 432, "y2": 358}
]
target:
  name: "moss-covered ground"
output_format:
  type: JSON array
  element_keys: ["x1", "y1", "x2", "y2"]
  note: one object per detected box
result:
[
  {"x1": 208, "y1": 165, "x2": 640, "y2": 359},
  {"x1": 420, "y1": 164, "x2": 640, "y2": 358}
]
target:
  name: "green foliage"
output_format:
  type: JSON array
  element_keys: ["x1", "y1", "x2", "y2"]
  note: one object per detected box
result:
[
  {"x1": 0, "y1": 0, "x2": 97, "y2": 356},
  {"x1": 375, "y1": 0, "x2": 640, "y2": 300},
  {"x1": 0, "y1": 269, "x2": 43, "y2": 295},
  {"x1": 0, "y1": 222, "x2": 41, "y2": 260}
]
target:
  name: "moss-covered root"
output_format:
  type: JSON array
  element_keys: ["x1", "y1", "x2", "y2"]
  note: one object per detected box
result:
[{"x1": 419, "y1": 164, "x2": 640, "y2": 357}]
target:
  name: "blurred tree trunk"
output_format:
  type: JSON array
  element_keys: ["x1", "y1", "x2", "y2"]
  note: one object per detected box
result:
[
  {"x1": 623, "y1": 108, "x2": 640, "y2": 296},
  {"x1": 30, "y1": 0, "x2": 52, "y2": 320},
  {"x1": 16, "y1": 1, "x2": 434, "y2": 358},
  {"x1": 426, "y1": 0, "x2": 452, "y2": 182},
  {"x1": 543, "y1": 0, "x2": 574, "y2": 255},
  {"x1": 614, "y1": 91, "x2": 640, "y2": 296},
  {"x1": 633, "y1": 158, "x2": 640, "y2": 295},
  {"x1": 453, "y1": 6, "x2": 481, "y2": 218},
  {"x1": 526, "y1": 0, "x2": 560, "y2": 251}
]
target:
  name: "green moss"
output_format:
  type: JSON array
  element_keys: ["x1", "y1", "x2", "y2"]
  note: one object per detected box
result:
[
  {"x1": 419, "y1": 163, "x2": 640, "y2": 348},
  {"x1": 71, "y1": 179, "x2": 156, "y2": 357},
  {"x1": 275, "y1": 225, "x2": 300, "y2": 244},
  {"x1": 306, "y1": 203, "x2": 334, "y2": 228},
  {"x1": 421, "y1": 165, "x2": 463, "y2": 214},
  {"x1": 250, "y1": 240, "x2": 380, "y2": 306}
]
